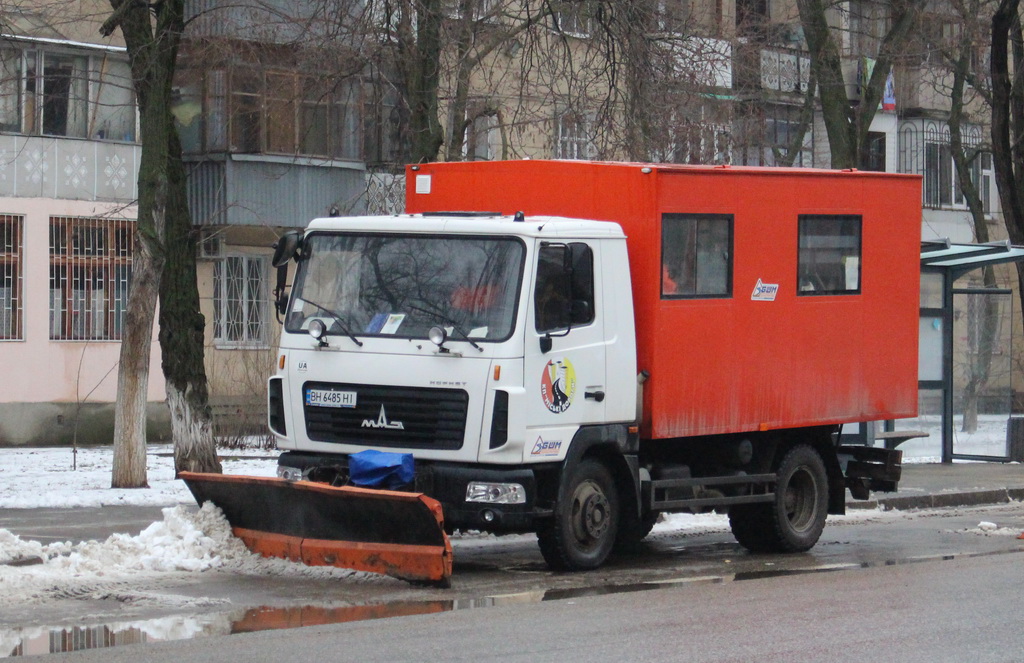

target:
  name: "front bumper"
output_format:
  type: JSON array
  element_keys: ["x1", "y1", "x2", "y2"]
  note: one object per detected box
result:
[{"x1": 278, "y1": 451, "x2": 547, "y2": 533}]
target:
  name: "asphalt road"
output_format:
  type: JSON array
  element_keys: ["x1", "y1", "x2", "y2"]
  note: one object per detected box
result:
[
  {"x1": 5, "y1": 502, "x2": 1024, "y2": 659},
  {"x1": 32, "y1": 543, "x2": 1024, "y2": 663}
]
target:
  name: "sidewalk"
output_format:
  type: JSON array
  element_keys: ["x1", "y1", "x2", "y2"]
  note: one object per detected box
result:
[{"x1": 848, "y1": 461, "x2": 1024, "y2": 510}]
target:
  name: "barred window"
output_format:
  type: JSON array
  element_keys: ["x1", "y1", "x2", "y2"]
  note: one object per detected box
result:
[
  {"x1": 214, "y1": 255, "x2": 268, "y2": 347},
  {"x1": 1, "y1": 214, "x2": 23, "y2": 340},
  {"x1": 49, "y1": 217, "x2": 134, "y2": 340},
  {"x1": 555, "y1": 110, "x2": 594, "y2": 160}
]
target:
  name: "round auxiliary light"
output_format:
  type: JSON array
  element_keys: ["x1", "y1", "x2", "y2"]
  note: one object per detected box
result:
[
  {"x1": 308, "y1": 319, "x2": 327, "y2": 341},
  {"x1": 428, "y1": 325, "x2": 447, "y2": 346}
]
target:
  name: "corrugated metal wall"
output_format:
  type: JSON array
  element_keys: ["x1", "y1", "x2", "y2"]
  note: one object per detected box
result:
[{"x1": 185, "y1": 156, "x2": 367, "y2": 228}]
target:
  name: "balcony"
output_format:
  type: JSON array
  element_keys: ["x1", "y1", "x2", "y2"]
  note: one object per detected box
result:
[{"x1": 0, "y1": 134, "x2": 139, "y2": 203}]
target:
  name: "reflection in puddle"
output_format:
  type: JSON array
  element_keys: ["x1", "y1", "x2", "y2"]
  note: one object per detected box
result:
[{"x1": 2, "y1": 602, "x2": 456, "y2": 658}]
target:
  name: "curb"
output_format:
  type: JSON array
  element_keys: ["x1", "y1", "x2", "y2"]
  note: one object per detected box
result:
[{"x1": 847, "y1": 487, "x2": 1024, "y2": 511}]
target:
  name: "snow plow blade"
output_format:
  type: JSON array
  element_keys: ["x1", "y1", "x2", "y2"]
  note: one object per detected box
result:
[{"x1": 179, "y1": 472, "x2": 452, "y2": 587}]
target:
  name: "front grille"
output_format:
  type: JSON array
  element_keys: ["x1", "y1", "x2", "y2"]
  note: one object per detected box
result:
[{"x1": 302, "y1": 381, "x2": 469, "y2": 450}]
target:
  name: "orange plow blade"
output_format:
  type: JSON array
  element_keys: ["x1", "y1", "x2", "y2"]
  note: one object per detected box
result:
[{"x1": 179, "y1": 472, "x2": 452, "y2": 587}]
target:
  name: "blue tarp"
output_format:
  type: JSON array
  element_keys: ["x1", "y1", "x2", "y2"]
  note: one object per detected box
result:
[{"x1": 348, "y1": 450, "x2": 415, "y2": 489}]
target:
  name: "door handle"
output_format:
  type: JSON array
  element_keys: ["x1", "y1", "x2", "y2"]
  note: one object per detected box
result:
[{"x1": 585, "y1": 390, "x2": 605, "y2": 402}]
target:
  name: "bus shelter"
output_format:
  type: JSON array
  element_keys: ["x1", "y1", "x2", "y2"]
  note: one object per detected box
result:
[{"x1": 914, "y1": 240, "x2": 1024, "y2": 463}]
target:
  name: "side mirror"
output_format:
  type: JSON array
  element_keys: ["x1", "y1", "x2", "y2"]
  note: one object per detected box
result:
[{"x1": 272, "y1": 231, "x2": 302, "y2": 268}]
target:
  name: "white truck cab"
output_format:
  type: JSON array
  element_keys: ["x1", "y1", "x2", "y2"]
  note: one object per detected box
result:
[{"x1": 269, "y1": 213, "x2": 637, "y2": 535}]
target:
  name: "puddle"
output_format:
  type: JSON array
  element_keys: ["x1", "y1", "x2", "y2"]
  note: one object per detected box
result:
[
  {"x1": 2, "y1": 602, "x2": 453, "y2": 657},
  {"x1": 6, "y1": 546, "x2": 1023, "y2": 657}
]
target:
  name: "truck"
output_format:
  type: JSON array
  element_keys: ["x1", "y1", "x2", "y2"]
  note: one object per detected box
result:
[{"x1": 183, "y1": 160, "x2": 921, "y2": 586}]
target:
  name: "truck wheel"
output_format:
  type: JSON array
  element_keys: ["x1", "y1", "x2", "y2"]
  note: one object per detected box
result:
[
  {"x1": 730, "y1": 445, "x2": 828, "y2": 553},
  {"x1": 771, "y1": 444, "x2": 828, "y2": 551},
  {"x1": 537, "y1": 458, "x2": 619, "y2": 571},
  {"x1": 728, "y1": 503, "x2": 773, "y2": 553},
  {"x1": 614, "y1": 509, "x2": 660, "y2": 553}
]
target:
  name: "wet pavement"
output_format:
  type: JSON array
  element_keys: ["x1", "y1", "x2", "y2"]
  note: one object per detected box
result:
[{"x1": 1, "y1": 462, "x2": 1023, "y2": 658}]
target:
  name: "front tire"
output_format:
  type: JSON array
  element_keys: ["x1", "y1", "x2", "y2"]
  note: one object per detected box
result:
[{"x1": 537, "y1": 458, "x2": 619, "y2": 571}]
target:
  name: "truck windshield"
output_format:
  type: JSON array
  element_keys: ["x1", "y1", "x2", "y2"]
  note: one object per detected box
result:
[{"x1": 286, "y1": 233, "x2": 525, "y2": 343}]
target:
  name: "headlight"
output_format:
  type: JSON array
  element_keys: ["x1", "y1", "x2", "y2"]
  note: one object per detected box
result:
[
  {"x1": 308, "y1": 319, "x2": 327, "y2": 341},
  {"x1": 277, "y1": 465, "x2": 304, "y2": 481},
  {"x1": 465, "y1": 481, "x2": 526, "y2": 504},
  {"x1": 428, "y1": 325, "x2": 447, "y2": 346}
]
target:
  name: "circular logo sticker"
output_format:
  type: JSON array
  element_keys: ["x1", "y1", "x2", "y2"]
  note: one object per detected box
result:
[{"x1": 541, "y1": 358, "x2": 577, "y2": 413}]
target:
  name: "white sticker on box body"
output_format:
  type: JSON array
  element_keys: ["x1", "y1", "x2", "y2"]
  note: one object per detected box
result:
[{"x1": 751, "y1": 279, "x2": 779, "y2": 301}]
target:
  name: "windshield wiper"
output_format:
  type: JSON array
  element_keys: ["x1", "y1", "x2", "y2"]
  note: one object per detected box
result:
[
  {"x1": 407, "y1": 304, "x2": 484, "y2": 352},
  {"x1": 300, "y1": 299, "x2": 363, "y2": 347}
]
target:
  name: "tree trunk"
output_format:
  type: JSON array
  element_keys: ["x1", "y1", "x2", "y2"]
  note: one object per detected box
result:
[
  {"x1": 111, "y1": 232, "x2": 160, "y2": 488},
  {"x1": 160, "y1": 130, "x2": 222, "y2": 475},
  {"x1": 797, "y1": 0, "x2": 922, "y2": 168},
  {"x1": 991, "y1": 0, "x2": 1024, "y2": 367},
  {"x1": 105, "y1": 0, "x2": 184, "y2": 487},
  {"x1": 406, "y1": 0, "x2": 445, "y2": 162}
]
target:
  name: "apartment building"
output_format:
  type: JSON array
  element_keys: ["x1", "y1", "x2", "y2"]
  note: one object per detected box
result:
[
  {"x1": 0, "y1": 0, "x2": 1003, "y2": 446},
  {"x1": 0, "y1": 2, "x2": 168, "y2": 445}
]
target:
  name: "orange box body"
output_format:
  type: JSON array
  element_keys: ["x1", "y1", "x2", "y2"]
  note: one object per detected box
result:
[{"x1": 406, "y1": 161, "x2": 921, "y2": 440}]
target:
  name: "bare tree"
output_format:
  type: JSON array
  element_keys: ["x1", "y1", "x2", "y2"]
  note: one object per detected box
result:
[
  {"x1": 797, "y1": 0, "x2": 924, "y2": 168},
  {"x1": 101, "y1": 0, "x2": 184, "y2": 487}
]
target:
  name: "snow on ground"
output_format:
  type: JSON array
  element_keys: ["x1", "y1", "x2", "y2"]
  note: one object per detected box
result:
[
  {"x1": 0, "y1": 444, "x2": 278, "y2": 509},
  {"x1": 888, "y1": 413, "x2": 1014, "y2": 460}
]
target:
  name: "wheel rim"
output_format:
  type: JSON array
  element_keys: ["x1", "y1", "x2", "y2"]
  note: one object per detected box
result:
[
  {"x1": 569, "y1": 480, "x2": 610, "y2": 547},
  {"x1": 783, "y1": 466, "x2": 818, "y2": 533}
]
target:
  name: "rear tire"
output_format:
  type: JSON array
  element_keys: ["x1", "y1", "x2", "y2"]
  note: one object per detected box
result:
[
  {"x1": 537, "y1": 458, "x2": 619, "y2": 571},
  {"x1": 730, "y1": 444, "x2": 828, "y2": 553}
]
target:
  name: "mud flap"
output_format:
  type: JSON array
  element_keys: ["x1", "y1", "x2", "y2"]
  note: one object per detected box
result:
[{"x1": 179, "y1": 472, "x2": 453, "y2": 587}]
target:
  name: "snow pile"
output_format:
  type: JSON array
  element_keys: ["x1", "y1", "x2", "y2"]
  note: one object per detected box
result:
[
  {"x1": 958, "y1": 520, "x2": 1023, "y2": 537},
  {"x1": 0, "y1": 502, "x2": 390, "y2": 607}
]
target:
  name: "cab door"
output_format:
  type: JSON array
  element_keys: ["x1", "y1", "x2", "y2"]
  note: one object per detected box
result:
[{"x1": 522, "y1": 241, "x2": 607, "y2": 461}]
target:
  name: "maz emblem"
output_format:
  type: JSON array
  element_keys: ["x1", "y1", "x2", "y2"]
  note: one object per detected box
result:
[{"x1": 362, "y1": 405, "x2": 405, "y2": 430}]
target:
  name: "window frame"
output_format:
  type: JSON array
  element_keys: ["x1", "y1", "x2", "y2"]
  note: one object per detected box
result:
[
  {"x1": 214, "y1": 253, "x2": 270, "y2": 348},
  {"x1": 660, "y1": 213, "x2": 733, "y2": 299},
  {"x1": 0, "y1": 45, "x2": 137, "y2": 142},
  {"x1": 48, "y1": 216, "x2": 134, "y2": 341},
  {"x1": 0, "y1": 214, "x2": 23, "y2": 341},
  {"x1": 555, "y1": 109, "x2": 595, "y2": 160},
  {"x1": 796, "y1": 214, "x2": 862, "y2": 297}
]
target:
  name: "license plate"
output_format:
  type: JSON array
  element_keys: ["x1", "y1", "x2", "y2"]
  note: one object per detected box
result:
[{"x1": 305, "y1": 389, "x2": 357, "y2": 408}]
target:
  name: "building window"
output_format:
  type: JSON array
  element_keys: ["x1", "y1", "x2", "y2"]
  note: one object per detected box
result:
[
  {"x1": 555, "y1": 110, "x2": 594, "y2": 160},
  {"x1": 554, "y1": 2, "x2": 597, "y2": 37},
  {"x1": 0, "y1": 215, "x2": 23, "y2": 340},
  {"x1": 734, "y1": 103, "x2": 812, "y2": 167},
  {"x1": 175, "y1": 66, "x2": 361, "y2": 160},
  {"x1": 661, "y1": 214, "x2": 732, "y2": 298},
  {"x1": 0, "y1": 47, "x2": 136, "y2": 141},
  {"x1": 464, "y1": 111, "x2": 498, "y2": 160},
  {"x1": 49, "y1": 217, "x2": 134, "y2": 341},
  {"x1": 797, "y1": 215, "x2": 861, "y2": 295},
  {"x1": 865, "y1": 132, "x2": 886, "y2": 171},
  {"x1": 214, "y1": 255, "x2": 268, "y2": 346}
]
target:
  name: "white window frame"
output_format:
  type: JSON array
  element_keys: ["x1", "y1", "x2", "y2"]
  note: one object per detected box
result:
[
  {"x1": 214, "y1": 254, "x2": 270, "y2": 348},
  {"x1": 555, "y1": 3, "x2": 595, "y2": 37},
  {"x1": 463, "y1": 111, "x2": 498, "y2": 160},
  {"x1": 0, "y1": 214, "x2": 23, "y2": 341},
  {"x1": 0, "y1": 44, "x2": 137, "y2": 142}
]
